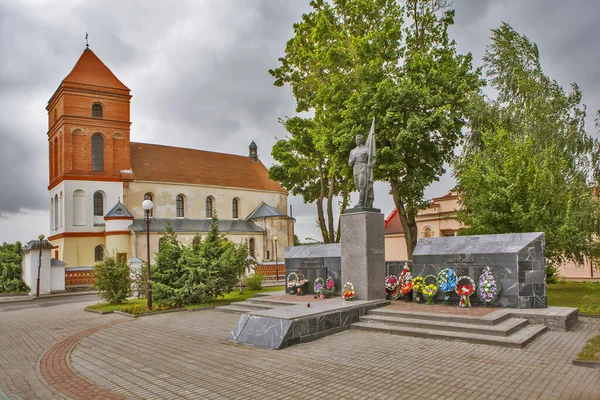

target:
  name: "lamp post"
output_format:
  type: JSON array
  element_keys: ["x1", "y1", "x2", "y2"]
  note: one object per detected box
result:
[
  {"x1": 142, "y1": 199, "x2": 153, "y2": 309},
  {"x1": 36, "y1": 234, "x2": 45, "y2": 297},
  {"x1": 273, "y1": 236, "x2": 278, "y2": 281}
]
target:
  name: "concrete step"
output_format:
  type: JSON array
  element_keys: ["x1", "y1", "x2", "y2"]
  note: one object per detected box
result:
[
  {"x1": 215, "y1": 301, "x2": 281, "y2": 315},
  {"x1": 360, "y1": 314, "x2": 528, "y2": 337},
  {"x1": 247, "y1": 297, "x2": 299, "y2": 307},
  {"x1": 254, "y1": 290, "x2": 286, "y2": 297},
  {"x1": 350, "y1": 322, "x2": 547, "y2": 349},
  {"x1": 368, "y1": 308, "x2": 509, "y2": 326}
]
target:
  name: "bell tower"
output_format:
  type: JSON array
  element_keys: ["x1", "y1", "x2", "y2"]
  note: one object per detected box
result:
[
  {"x1": 47, "y1": 47, "x2": 134, "y2": 268},
  {"x1": 47, "y1": 47, "x2": 132, "y2": 186}
]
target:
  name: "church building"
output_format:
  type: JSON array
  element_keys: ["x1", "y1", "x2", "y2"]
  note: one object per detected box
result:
[{"x1": 47, "y1": 47, "x2": 294, "y2": 271}]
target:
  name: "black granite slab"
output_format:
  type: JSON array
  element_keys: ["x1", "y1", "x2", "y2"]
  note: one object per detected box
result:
[
  {"x1": 412, "y1": 233, "x2": 546, "y2": 309},
  {"x1": 228, "y1": 298, "x2": 390, "y2": 349}
]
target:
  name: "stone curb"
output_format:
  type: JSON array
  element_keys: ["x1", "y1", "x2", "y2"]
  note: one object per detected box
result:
[
  {"x1": 113, "y1": 308, "x2": 188, "y2": 318},
  {"x1": 86, "y1": 304, "x2": 227, "y2": 317},
  {"x1": 572, "y1": 359, "x2": 600, "y2": 369}
]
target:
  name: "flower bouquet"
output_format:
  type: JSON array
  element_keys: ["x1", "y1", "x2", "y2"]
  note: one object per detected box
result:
[
  {"x1": 456, "y1": 276, "x2": 476, "y2": 308},
  {"x1": 413, "y1": 276, "x2": 424, "y2": 303},
  {"x1": 287, "y1": 272, "x2": 299, "y2": 294},
  {"x1": 477, "y1": 266, "x2": 501, "y2": 306},
  {"x1": 314, "y1": 277, "x2": 325, "y2": 298},
  {"x1": 343, "y1": 282, "x2": 355, "y2": 300},
  {"x1": 400, "y1": 265, "x2": 413, "y2": 302},
  {"x1": 437, "y1": 268, "x2": 457, "y2": 306},
  {"x1": 422, "y1": 274, "x2": 438, "y2": 305},
  {"x1": 385, "y1": 275, "x2": 400, "y2": 300},
  {"x1": 323, "y1": 277, "x2": 336, "y2": 298},
  {"x1": 295, "y1": 274, "x2": 309, "y2": 295},
  {"x1": 287, "y1": 272, "x2": 308, "y2": 295}
]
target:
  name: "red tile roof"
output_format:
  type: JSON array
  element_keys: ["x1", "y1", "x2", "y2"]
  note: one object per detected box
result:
[
  {"x1": 130, "y1": 142, "x2": 286, "y2": 193},
  {"x1": 384, "y1": 208, "x2": 405, "y2": 234},
  {"x1": 62, "y1": 48, "x2": 129, "y2": 90}
]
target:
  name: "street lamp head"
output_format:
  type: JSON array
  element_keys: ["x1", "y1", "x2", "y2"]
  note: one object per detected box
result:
[
  {"x1": 142, "y1": 199, "x2": 154, "y2": 211},
  {"x1": 273, "y1": 236, "x2": 278, "y2": 242},
  {"x1": 38, "y1": 234, "x2": 45, "y2": 241}
]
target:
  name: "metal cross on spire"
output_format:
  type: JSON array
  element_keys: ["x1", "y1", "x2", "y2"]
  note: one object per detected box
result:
[{"x1": 85, "y1": 32, "x2": 89, "y2": 47}]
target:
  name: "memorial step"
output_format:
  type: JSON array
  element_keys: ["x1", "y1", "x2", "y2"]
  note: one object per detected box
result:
[
  {"x1": 246, "y1": 297, "x2": 300, "y2": 307},
  {"x1": 367, "y1": 308, "x2": 510, "y2": 326},
  {"x1": 350, "y1": 321, "x2": 547, "y2": 349},
  {"x1": 215, "y1": 301, "x2": 284, "y2": 315},
  {"x1": 359, "y1": 314, "x2": 528, "y2": 337}
]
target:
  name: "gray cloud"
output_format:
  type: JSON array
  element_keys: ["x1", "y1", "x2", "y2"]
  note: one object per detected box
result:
[{"x1": 0, "y1": 0, "x2": 599, "y2": 243}]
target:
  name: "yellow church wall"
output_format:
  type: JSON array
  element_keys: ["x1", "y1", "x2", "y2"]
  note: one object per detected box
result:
[
  {"x1": 124, "y1": 181, "x2": 288, "y2": 221},
  {"x1": 105, "y1": 234, "x2": 130, "y2": 256},
  {"x1": 57, "y1": 236, "x2": 106, "y2": 268}
]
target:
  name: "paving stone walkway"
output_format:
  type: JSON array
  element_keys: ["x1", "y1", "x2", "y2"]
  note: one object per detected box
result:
[
  {"x1": 1, "y1": 299, "x2": 599, "y2": 400},
  {"x1": 71, "y1": 309, "x2": 600, "y2": 400},
  {"x1": 0, "y1": 299, "x2": 125, "y2": 399}
]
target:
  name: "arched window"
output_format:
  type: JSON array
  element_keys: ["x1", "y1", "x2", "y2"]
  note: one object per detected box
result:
[
  {"x1": 232, "y1": 198, "x2": 238, "y2": 219},
  {"x1": 206, "y1": 197, "x2": 213, "y2": 218},
  {"x1": 73, "y1": 189, "x2": 86, "y2": 226},
  {"x1": 93, "y1": 192, "x2": 104, "y2": 216},
  {"x1": 423, "y1": 226, "x2": 433, "y2": 238},
  {"x1": 54, "y1": 194, "x2": 58, "y2": 229},
  {"x1": 249, "y1": 238, "x2": 255, "y2": 257},
  {"x1": 144, "y1": 193, "x2": 153, "y2": 217},
  {"x1": 59, "y1": 192, "x2": 63, "y2": 227},
  {"x1": 92, "y1": 134, "x2": 104, "y2": 171},
  {"x1": 94, "y1": 245, "x2": 105, "y2": 262},
  {"x1": 92, "y1": 103, "x2": 103, "y2": 118},
  {"x1": 176, "y1": 195, "x2": 184, "y2": 217},
  {"x1": 50, "y1": 198, "x2": 54, "y2": 230}
]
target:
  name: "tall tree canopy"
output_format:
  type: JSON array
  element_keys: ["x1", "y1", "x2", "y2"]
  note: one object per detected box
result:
[
  {"x1": 455, "y1": 23, "x2": 600, "y2": 271},
  {"x1": 270, "y1": 0, "x2": 481, "y2": 252}
]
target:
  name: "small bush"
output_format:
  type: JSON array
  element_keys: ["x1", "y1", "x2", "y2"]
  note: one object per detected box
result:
[
  {"x1": 93, "y1": 252, "x2": 132, "y2": 304},
  {"x1": 0, "y1": 242, "x2": 29, "y2": 293},
  {"x1": 243, "y1": 273, "x2": 265, "y2": 291}
]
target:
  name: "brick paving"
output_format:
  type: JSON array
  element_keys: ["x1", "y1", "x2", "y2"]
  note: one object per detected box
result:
[
  {"x1": 0, "y1": 300, "x2": 125, "y2": 399},
  {"x1": 40, "y1": 320, "x2": 129, "y2": 400},
  {"x1": 71, "y1": 309, "x2": 600, "y2": 400}
]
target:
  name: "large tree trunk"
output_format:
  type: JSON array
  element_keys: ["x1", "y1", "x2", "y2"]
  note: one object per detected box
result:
[
  {"x1": 390, "y1": 180, "x2": 418, "y2": 259},
  {"x1": 326, "y1": 178, "x2": 336, "y2": 243},
  {"x1": 317, "y1": 166, "x2": 329, "y2": 243},
  {"x1": 336, "y1": 180, "x2": 349, "y2": 243}
]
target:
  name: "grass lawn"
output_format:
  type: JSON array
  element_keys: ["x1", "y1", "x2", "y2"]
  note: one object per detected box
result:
[
  {"x1": 547, "y1": 282, "x2": 600, "y2": 315},
  {"x1": 87, "y1": 285, "x2": 285, "y2": 313},
  {"x1": 577, "y1": 334, "x2": 600, "y2": 361}
]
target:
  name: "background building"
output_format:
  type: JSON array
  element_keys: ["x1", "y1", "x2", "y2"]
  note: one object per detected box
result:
[
  {"x1": 384, "y1": 190, "x2": 598, "y2": 279},
  {"x1": 47, "y1": 47, "x2": 293, "y2": 274}
]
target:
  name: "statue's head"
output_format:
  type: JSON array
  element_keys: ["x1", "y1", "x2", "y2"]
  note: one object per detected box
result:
[{"x1": 355, "y1": 134, "x2": 364, "y2": 146}]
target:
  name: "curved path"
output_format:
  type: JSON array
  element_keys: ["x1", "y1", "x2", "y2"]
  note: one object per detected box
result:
[
  {"x1": 72, "y1": 309, "x2": 600, "y2": 400},
  {"x1": 1, "y1": 298, "x2": 599, "y2": 399},
  {"x1": 0, "y1": 297, "x2": 126, "y2": 399}
]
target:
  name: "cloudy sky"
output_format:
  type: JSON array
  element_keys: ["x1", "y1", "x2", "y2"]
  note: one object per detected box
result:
[{"x1": 0, "y1": 0, "x2": 599, "y2": 244}]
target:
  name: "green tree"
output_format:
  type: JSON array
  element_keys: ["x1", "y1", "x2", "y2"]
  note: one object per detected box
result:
[
  {"x1": 0, "y1": 242, "x2": 28, "y2": 293},
  {"x1": 270, "y1": 117, "x2": 349, "y2": 243},
  {"x1": 93, "y1": 251, "x2": 132, "y2": 304},
  {"x1": 455, "y1": 23, "x2": 600, "y2": 274},
  {"x1": 270, "y1": 0, "x2": 481, "y2": 254},
  {"x1": 152, "y1": 224, "x2": 185, "y2": 304},
  {"x1": 180, "y1": 216, "x2": 248, "y2": 304}
]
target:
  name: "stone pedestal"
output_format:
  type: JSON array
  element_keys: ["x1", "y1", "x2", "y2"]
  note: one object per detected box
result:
[{"x1": 341, "y1": 209, "x2": 386, "y2": 300}]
